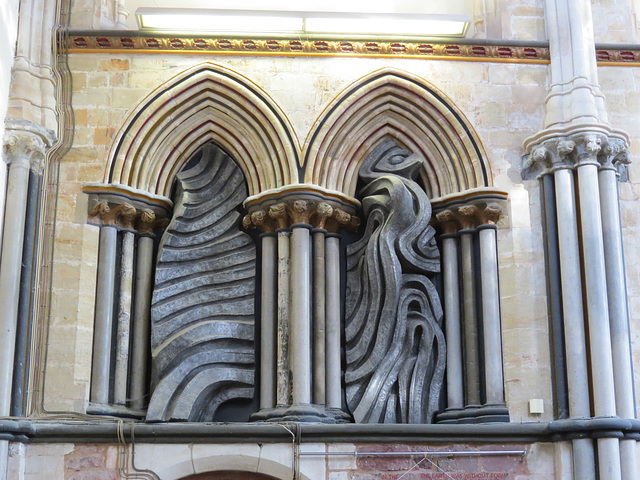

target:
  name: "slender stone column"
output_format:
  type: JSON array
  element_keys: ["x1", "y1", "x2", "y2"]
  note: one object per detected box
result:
[
  {"x1": 90, "y1": 216, "x2": 118, "y2": 404},
  {"x1": 442, "y1": 233, "x2": 463, "y2": 410},
  {"x1": 457, "y1": 205, "x2": 482, "y2": 408},
  {"x1": 0, "y1": 124, "x2": 50, "y2": 418},
  {"x1": 312, "y1": 229, "x2": 327, "y2": 405},
  {"x1": 268, "y1": 204, "x2": 291, "y2": 406},
  {"x1": 289, "y1": 200, "x2": 313, "y2": 405},
  {"x1": 260, "y1": 232, "x2": 277, "y2": 410},
  {"x1": 130, "y1": 232, "x2": 154, "y2": 410},
  {"x1": 123, "y1": 208, "x2": 160, "y2": 411},
  {"x1": 599, "y1": 149, "x2": 638, "y2": 480},
  {"x1": 113, "y1": 206, "x2": 136, "y2": 406},
  {"x1": 459, "y1": 230, "x2": 480, "y2": 406},
  {"x1": 248, "y1": 210, "x2": 278, "y2": 410},
  {"x1": 477, "y1": 220, "x2": 504, "y2": 406},
  {"x1": 325, "y1": 233, "x2": 342, "y2": 409},
  {"x1": 0, "y1": 158, "x2": 34, "y2": 414},
  {"x1": 553, "y1": 165, "x2": 596, "y2": 480},
  {"x1": 575, "y1": 143, "x2": 620, "y2": 480},
  {"x1": 12, "y1": 170, "x2": 41, "y2": 416}
]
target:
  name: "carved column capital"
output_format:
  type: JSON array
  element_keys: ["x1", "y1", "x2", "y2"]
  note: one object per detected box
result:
[
  {"x1": 313, "y1": 202, "x2": 333, "y2": 230},
  {"x1": 244, "y1": 193, "x2": 360, "y2": 233},
  {"x1": 289, "y1": 200, "x2": 311, "y2": 225},
  {"x1": 89, "y1": 200, "x2": 168, "y2": 234},
  {"x1": 84, "y1": 183, "x2": 172, "y2": 234},
  {"x1": 433, "y1": 210, "x2": 460, "y2": 234},
  {"x1": 523, "y1": 133, "x2": 631, "y2": 179},
  {"x1": 432, "y1": 188, "x2": 509, "y2": 233},
  {"x1": 137, "y1": 209, "x2": 157, "y2": 234},
  {"x1": 2, "y1": 120, "x2": 55, "y2": 172}
]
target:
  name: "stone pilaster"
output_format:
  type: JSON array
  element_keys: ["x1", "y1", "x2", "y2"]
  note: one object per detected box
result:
[{"x1": 524, "y1": 132, "x2": 635, "y2": 480}]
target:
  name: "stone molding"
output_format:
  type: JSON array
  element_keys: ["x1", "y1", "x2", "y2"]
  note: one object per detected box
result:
[
  {"x1": 67, "y1": 32, "x2": 551, "y2": 63},
  {"x1": 88, "y1": 201, "x2": 168, "y2": 233},
  {"x1": 244, "y1": 193, "x2": 360, "y2": 233},
  {"x1": 84, "y1": 183, "x2": 172, "y2": 223},
  {"x1": 431, "y1": 188, "x2": 508, "y2": 233},
  {"x1": 523, "y1": 133, "x2": 631, "y2": 179},
  {"x1": 2, "y1": 119, "x2": 56, "y2": 172}
]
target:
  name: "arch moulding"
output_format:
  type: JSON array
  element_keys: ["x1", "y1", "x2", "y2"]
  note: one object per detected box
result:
[
  {"x1": 103, "y1": 62, "x2": 300, "y2": 200},
  {"x1": 302, "y1": 67, "x2": 493, "y2": 201}
]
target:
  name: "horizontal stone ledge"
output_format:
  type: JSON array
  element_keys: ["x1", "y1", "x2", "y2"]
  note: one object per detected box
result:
[{"x1": 0, "y1": 418, "x2": 638, "y2": 444}]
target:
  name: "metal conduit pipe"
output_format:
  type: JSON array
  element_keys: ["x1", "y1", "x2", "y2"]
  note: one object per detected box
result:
[{"x1": 297, "y1": 450, "x2": 527, "y2": 457}]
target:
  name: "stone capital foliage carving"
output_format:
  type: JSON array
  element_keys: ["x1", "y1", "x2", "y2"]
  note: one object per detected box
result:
[
  {"x1": 2, "y1": 119, "x2": 56, "y2": 172},
  {"x1": 523, "y1": 133, "x2": 631, "y2": 179},
  {"x1": 88, "y1": 200, "x2": 167, "y2": 233},
  {"x1": 244, "y1": 196, "x2": 360, "y2": 233},
  {"x1": 432, "y1": 197, "x2": 506, "y2": 233}
]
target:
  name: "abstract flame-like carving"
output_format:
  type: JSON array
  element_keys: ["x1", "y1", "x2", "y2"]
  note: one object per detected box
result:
[
  {"x1": 146, "y1": 144, "x2": 256, "y2": 422},
  {"x1": 345, "y1": 139, "x2": 445, "y2": 424}
]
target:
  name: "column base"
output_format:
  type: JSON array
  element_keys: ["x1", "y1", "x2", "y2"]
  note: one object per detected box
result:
[
  {"x1": 250, "y1": 404, "x2": 352, "y2": 424},
  {"x1": 86, "y1": 402, "x2": 146, "y2": 419},
  {"x1": 435, "y1": 404, "x2": 510, "y2": 424}
]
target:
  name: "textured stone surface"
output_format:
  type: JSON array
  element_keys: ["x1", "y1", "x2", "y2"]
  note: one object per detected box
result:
[
  {"x1": 345, "y1": 140, "x2": 444, "y2": 424},
  {"x1": 146, "y1": 144, "x2": 256, "y2": 422}
]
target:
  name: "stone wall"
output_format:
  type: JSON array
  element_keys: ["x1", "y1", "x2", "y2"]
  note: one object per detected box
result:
[
  {"x1": 46, "y1": 52, "x2": 555, "y2": 421},
  {"x1": 7, "y1": 441, "x2": 556, "y2": 480},
  {"x1": 591, "y1": 0, "x2": 640, "y2": 44}
]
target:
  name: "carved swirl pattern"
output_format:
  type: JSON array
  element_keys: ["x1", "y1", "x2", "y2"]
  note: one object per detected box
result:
[
  {"x1": 345, "y1": 139, "x2": 445, "y2": 424},
  {"x1": 147, "y1": 144, "x2": 256, "y2": 422}
]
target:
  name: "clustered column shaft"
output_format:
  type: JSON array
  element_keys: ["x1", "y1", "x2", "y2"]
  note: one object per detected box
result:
[
  {"x1": 433, "y1": 195, "x2": 509, "y2": 424},
  {"x1": 0, "y1": 123, "x2": 52, "y2": 419},
  {"x1": 527, "y1": 135, "x2": 636, "y2": 480},
  {"x1": 88, "y1": 201, "x2": 166, "y2": 413},
  {"x1": 244, "y1": 197, "x2": 357, "y2": 423}
]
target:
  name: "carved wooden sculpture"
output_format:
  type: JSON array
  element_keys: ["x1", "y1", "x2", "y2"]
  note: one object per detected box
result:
[
  {"x1": 146, "y1": 144, "x2": 256, "y2": 422},
  {"x1": 345, "y1": 139, "x2": 445, "y2": 423}
]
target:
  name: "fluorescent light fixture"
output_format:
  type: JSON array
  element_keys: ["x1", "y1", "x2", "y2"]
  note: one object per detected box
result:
[
  {"x1": 137, "y1": 8, "x2": 304, "y2": 33},
  {"x1": 136, "y1": 8, "x2": 470, "y2": 38},
  {"x1": 305, "y1": 15, "x2": 468, "y2": 36}
]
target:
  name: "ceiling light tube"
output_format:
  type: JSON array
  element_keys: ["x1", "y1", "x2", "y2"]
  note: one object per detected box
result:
[{"x1": 136, "y1": 8, "x2": 470, "y2": 38}]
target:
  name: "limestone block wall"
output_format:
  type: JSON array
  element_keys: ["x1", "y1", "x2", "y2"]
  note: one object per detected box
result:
[
  {"x1": 45, "y1": 52, "x2": 554, "y2": 422},
  {"x1": 473, "y1": 0, "x2": 546, "y2": 41},
  {"x1": 591, "y1": 0, "x2": 640, "y2": 44}
]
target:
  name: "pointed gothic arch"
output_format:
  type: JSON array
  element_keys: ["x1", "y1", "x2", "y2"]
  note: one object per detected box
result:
[
  {"x1": 302, "y1": 68, "x2": 491, "y2": 200},
  {"x1": 104, "y1": 62, "x2": 300, "y2": 198}
]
